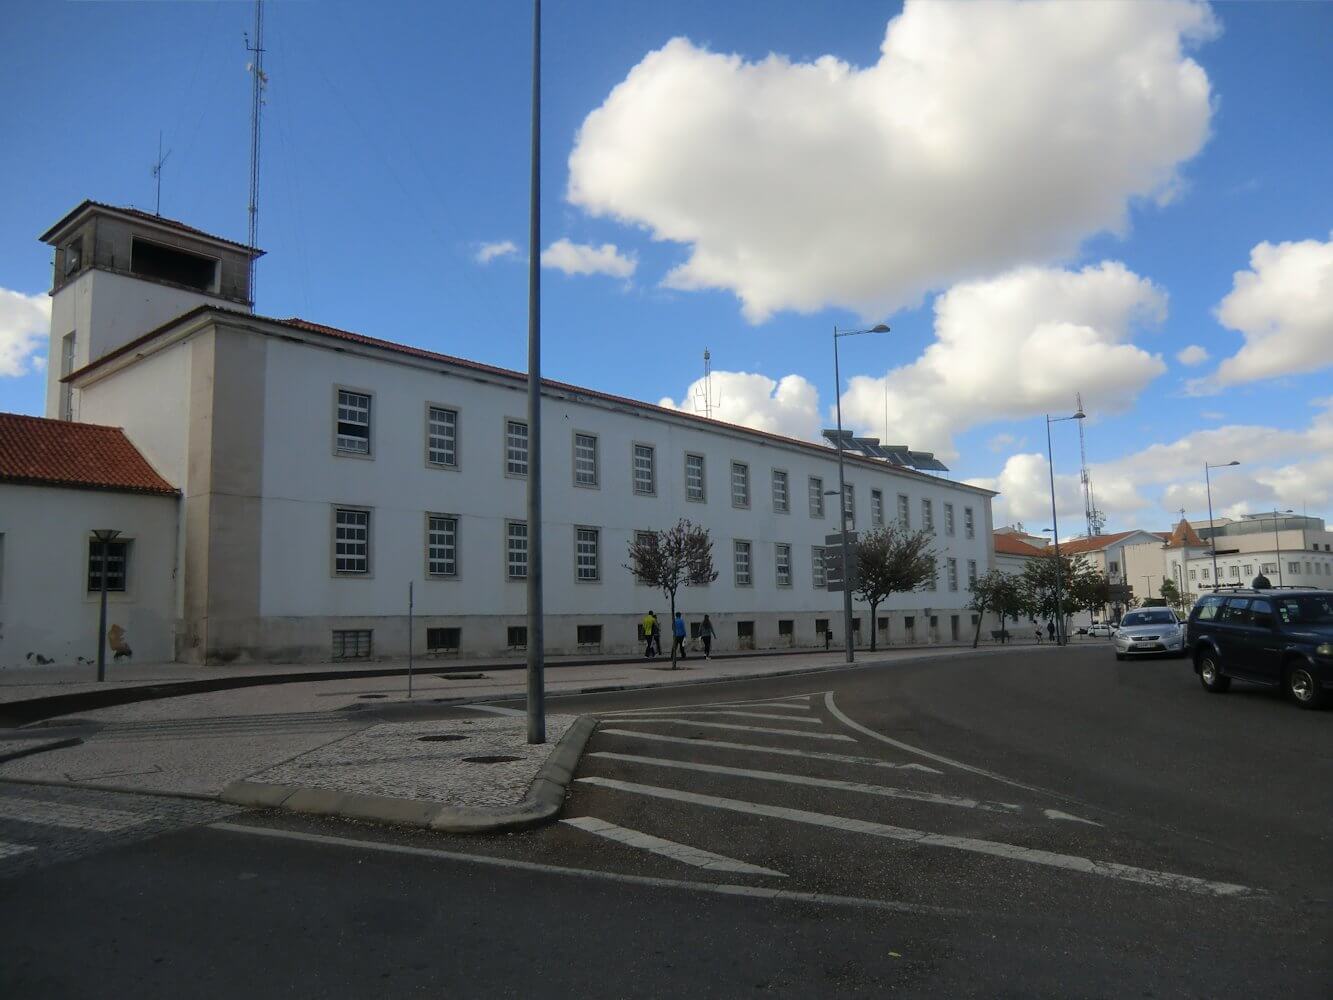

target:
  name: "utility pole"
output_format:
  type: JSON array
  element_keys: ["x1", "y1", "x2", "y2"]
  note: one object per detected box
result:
[
  {"x1": 245, "y1": 0, "x2": 267, "y2": 302},
  {"x1": 525, "y1": 0, "x2": 546, "y2": 744},
  {"x1": 152, "y1": 132, "x2": 171, "y2": 216}
]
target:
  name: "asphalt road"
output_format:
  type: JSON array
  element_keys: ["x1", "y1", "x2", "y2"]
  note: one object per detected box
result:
[{"x1": 2, "y1": 644, "x2": 1329, "y2": 998}]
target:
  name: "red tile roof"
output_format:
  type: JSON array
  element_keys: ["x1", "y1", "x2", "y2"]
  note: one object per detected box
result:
[
  {"x1": 1056, "y1": 530, "x2": 1145, "y2": 555},
  {"x1": 993, "y1": 533, "x2": 1047, "y2": 557},
  {"x1": 1164, "y1": 518, "x2": 1206, "y2": 549},
  {"x1": 39, "y1": 200, "x2": 263, "y2": 256},
  {"x1": 0, "y1": 413, "x2": 177, "y2": 496}
]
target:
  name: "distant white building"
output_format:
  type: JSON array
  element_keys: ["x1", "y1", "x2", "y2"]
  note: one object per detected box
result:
[{"x1": 0, "y1": 201, "x2": 1000, "y2": 667}]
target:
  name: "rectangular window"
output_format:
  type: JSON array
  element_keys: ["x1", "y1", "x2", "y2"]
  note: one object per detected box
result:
[
  {"x1": 944, "y1": 503, "x2": 955, "y2": 537},
  {"x1": 1260, "y1": 563, "x2": 1275, "y2": 574},
  {"x1": 809, "y1": 476, "x2": 825, "y2": 518},
  {"x1": 816, "y1": 617, "x2": 830, "y2": 636},
  {"x1": 334, "y1": 508, "x2": 369, "y2": 575},
  {"x1": 812, "y1": 546, "x2": 826, "y2": 588},
  {"x1": 60, "y1": 332, "x2": 76, "y2": 421},
  {"x1": 1289, "y1": 561, "x2": 1301, "y2": 576},
  {"x1": 737, "y1": 620, "x2": 755, "y2": 649},
  {"x1": 426, "y1": 627, "x2": 460, "y2": 652},
  {"x1": 871, "y1": 489, "x2": 884, "y2": 527},
  {"x1": 964, "y1": 507, "x2": 975, "y2": 539},
  {"x1": 967, "y1": 559, "x2": 978, "y2": 590},
  {"x1": 576, "y1": 527, "x2": 600, "y2": 581},
  {"x1": 1190, "y1": 569, "x2": 1198, "y2": 581},
  {"x1": 897, "y1": 494, "x2": 910, "y2": 529},
  {"x1": 685, "y1": 453, "x2": 706, "y2": 502},
  {"x1": 731, "y1": 462, "x2": 750, "y2": 508},
  {"x1": 775, "y1": 543, "x2": 792, "y2": 587},
  {"x1": 926, "y1": 560, "x2": 938, "y2": 591},
  {"x1": 426, "y1": 406, "x2": 457, "y2": 467},
  {"x1": 1243, "y1": 564, "x2": 1253, "y2": 577},
  {"x1": 1230, "y1": 565, "x2": 1240, "y2": 579},
  {"x1": 427, "y1": 515, "x2": 457, "y2": 577},
  {"x1": 842, "y1": 484, "x2": 855, "y2": 529},
  {"x1": 772, "y1": 470, "x2": 790, "y2": 512},
  {"x1": 507, "y1": 625, "x2": 527, "y2": 650},
  {"x1": 1305, "y1": 561, "x2": 1312, "y2": 575},
  {"x1": 335, "y1": 389, "x2": 371, "y2": 455},
  {"x1": 87, "y1": 539, "x2": 129, "y2": 592},
  {"x1": 947, "y1": 557, "x2": 959, "y2": 592},
  {"x1": 507, "y1": 520, "x2": 529, "y2": 579},
  {"x1": 577, "y1": 624, "x2": 603, "y2": 648},
  {"x1": 506, "y1": 420, "x2": 529, "y2": 477},
  {"x1": 574, "y1": 432, "x2": 599, "y2": 487},
  {"x1": 332, "y1": 629, "x2": 372, "y2": 659},
  {"x1": 734, "y1": 540, "x2": 752, "y2": 586},
  {"x1": 921, "y1": 498, "x2": 934, "y2": 533},
  {"x1": 633, "y1": 444, "x2": 656, "y2": 495},
  {"x1": 1109, "y1": 561, "x2": 1120, "y2": 576},
  {"x1": 779, "y1": 619, "x2": 794, "y2": 637}
]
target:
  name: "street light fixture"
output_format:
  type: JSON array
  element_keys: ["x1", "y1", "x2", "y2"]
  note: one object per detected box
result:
[
  {"x1": 1203, "y1": 460, "x2": 1239, "y2": 590},
  {"x1": 1265, "y1": 508, "x2": 1294, "y2": 586},
  {"x1": 91, "y1": 529, "x2": 120, "y2": 683},
  {"x1": 832, "y1": 322, "x2": 891, "y2": 663},
  {"x1": 1045, "y1": 407, "x2": 1086, "y2": 645}
]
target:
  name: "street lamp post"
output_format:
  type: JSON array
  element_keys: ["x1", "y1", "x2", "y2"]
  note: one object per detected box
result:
[
  {"x1": 1203, "y1": 460, "x2": 1239, "y2": 590},
  {"x1": 832, "y1": 323, "x2": 890, "y2": 663},
  {"x1": 525, "y1": 0, "x2": 545, "y2": 744},
  {"x1": 1267, "y1": 508, "x2": 1293, "y2": 586},
  {"x1": 91, "y1": 529, "x2": 120, "y2": 683},
  {"x1": 1045, "y1": 408, "x2": 1086, "y2": 645}
]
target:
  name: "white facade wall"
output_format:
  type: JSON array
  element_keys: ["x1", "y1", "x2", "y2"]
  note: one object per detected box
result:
[
  {"x1": 0, "y1": 484, "x2": 178, "y2": 669},
  {"x1": 254, "y1": 336, "x2": 995, "y2": 658}
]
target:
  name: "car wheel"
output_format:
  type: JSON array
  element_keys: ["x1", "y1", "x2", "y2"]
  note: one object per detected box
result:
[
  {"x1": 1197, "y1": 651, "x2": 1230, "y2": 693},
  {"x1": 1285, "y1": 662, "x2": 1325, "y2": 710}
]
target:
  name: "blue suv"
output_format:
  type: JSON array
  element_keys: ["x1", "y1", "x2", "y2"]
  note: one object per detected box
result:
[{"x1": 1187, "y1": 588, "x2": 1333, "y2": 709}]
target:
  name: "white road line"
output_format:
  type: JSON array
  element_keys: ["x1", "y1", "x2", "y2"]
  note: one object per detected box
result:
[
  {"x1": 1044, "y1": 809, "x2": 1103, "y2": 826},
  {"x1": 561, "y1": 815, "x2": 786, "y2": 877},
  {"x1": 589, "y1": 752, "x2": 1019, "y2": 813},
  {"x1": 208, "y1": 821, "x2": 963, "y2": 917},
  {"x1": 576, "y1": 777, "x2": 1259, "y2": 899},
  {"x1": 609, "y1": 697, "x2": 815, "y2": 714},
  {"x1": 0, "y1": 796, "x2": 153, "y2": 833},
  {"x1": 597, "y1": 718, "x2": 855, "y2": 742},
  {"x1": 598, "y1": 729, "x2": 942, "y2": 773},
  {"x1": 0, "y1": 840, "x2": 35, "y2": 860},
  {"x1": 464, "y1": 704, "x2": 527, "y2": 717},
  {"x1": 598, "y1": 709, "x2": 823, "y2": 725}
]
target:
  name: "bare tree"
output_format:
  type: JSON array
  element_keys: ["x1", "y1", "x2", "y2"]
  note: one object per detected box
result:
[
  {"x1": 853, "y1": 526, "x2": 938, "y2": 651},
  {"x1": 967, "y1": 569, "x2": 1029, "y2": 647},
  {"x1": 625, "y1": 519, "x2": 719, "y2": 669}
]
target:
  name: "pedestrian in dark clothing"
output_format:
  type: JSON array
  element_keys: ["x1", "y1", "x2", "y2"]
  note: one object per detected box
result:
[
  {"x1": 650, "y1": 617, "x2": 661, "y2": 658},
  {"x1": 1046, "y1": 620, "x2": 1056, "y2": 643},
  {"x1": 671, "y1": 612, "x2": 688, "y2": 660},
  {"x1": 699, "y1": 614, "x2": 715, "y2": 659}
]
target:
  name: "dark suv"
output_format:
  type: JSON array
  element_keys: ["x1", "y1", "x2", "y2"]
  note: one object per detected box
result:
[{"x1": 1187, "y1": 588, "x2": 1333, "y2": 709}]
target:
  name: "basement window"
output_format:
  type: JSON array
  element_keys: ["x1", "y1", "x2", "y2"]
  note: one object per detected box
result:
[
  {"x1": 130, "y1": 237, "x2": 217, "y2": 291},
  {"x1": 332, "y1": 629, "x2": 372, "y2": 659},
  {"x1": 426, "y1": 627, "x2": 460, "y2": 653},
  {"x1": 737, "y1": 620, "x2": 755, "y2": 650},
  {"x1": 577, "y1": 624, "x2": 603, "y2": 650},
  {"x1": 507, "y1": 626, "x2": 527, "y2": 651}
]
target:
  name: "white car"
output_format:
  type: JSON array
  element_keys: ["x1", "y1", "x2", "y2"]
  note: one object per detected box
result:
[
  {"x1": 1113, "y1": 609, "x2": 1186, "y2": 659},
  {"x1": 1087, "y1": 623, "x2": 1115, "y2": 637}
]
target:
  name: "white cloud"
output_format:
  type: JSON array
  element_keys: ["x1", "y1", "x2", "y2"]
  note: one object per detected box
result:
[
  {"x1": 1176, "y1": 344, "x2": 1209, "y2": 366},
  {"x1": 658, "y1": 370, "x2": 820, "y2": 441},
  {"x1": 0, "y1": 287, "x2": 51, "y2": 377},
  {"x1": 567, "y1": 0, "x2": 1216, "y2": 322},
  {"x1": 840, "y1": 262, "x2": 1168, "y2": 458},
  {"x1": 1207, "y1": 232, "x2": 1333, "y2": 387},
  {"x1": 540, "y1": 239, "x2": 636, "y2": 279},
  {"x1": 475, "y1": 240, "x2": 519, "y2": 264}
]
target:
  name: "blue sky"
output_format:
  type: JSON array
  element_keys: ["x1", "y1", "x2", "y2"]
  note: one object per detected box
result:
[{"x1": 2, "y1": 1, "x2": 1331, "y2": 534}]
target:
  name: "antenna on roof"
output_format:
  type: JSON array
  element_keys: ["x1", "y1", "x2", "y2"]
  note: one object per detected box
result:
[
  {"x1": 693, "y1": 347, "x2": 720, "y2": 419},
  {"x1": 151, "y1": 131, "x2": 172, "y2": 216},
  {"x1": 244, "y1": 0, "x2": 267, "y2": 303},
  {"x1": 1076, "y1": 392, "x2": 1106, "y2": 536}
]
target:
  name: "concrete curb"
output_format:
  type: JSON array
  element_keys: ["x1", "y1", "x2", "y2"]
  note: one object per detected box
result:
[
  {"x1": 0, "y1": 737, "x2": 83, "y2": 764},
  {"x1": 219, "y1": 715, "x2": 600, "y2": 834}
]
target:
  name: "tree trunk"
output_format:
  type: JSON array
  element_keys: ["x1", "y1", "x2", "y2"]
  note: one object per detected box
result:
[
  {"x1": 868, "y1": 600, "x2": 878, "y2": 651},
  {"x1": 972, "y1": 600, "x2": 985, "y2": 649},
  {"x1": 669, "y1": 589, "x2": 678, "y2": 670}
]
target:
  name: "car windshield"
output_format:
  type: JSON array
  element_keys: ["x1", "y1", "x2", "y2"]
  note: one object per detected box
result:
[
  {"x1": 1275, "y1": 595, "x2": 1333, "y2": 625},
  {"x1": 1120, "y1": 611, "x2": 1176, "y2": 626}
]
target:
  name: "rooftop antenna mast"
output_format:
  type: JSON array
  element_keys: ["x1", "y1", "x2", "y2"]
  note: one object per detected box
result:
[
  {"x1": 1076, "y1": 391, "x2": 1106, "y2": 536},
  {"x1": 151, "y1": 131, "x2": 172, "y2": 216},
  {"x1": 693, "y1": 347, "x2": 721, "y2": 419},
  {"x1": 244, "y1": 0, "x2": 267, "y2": 302}
]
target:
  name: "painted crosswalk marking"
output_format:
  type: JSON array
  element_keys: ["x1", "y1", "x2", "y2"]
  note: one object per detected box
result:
[
  {"x1": 598, "y1": 709, "x2": 824, "y2": 725},
  {"x1": 0, "y1": 796, "x2": 154, "y2": 833},
  {"x1": 562, "y1": 816, "x2": 786, "y2": 877},
  {"x1": 609, "y1": 698, "x2": 814, "y2": 715},
  {"x1": 598, "y1": 729, "x2": 941, "y2": 773},
  {"x1": 590, "y1": 752, "x2": 1020, "y2": 813},
  {"x1": 0, "y1": 840, "x2": 35, "y2": 860},
  {"x1": 575, "y1": 777, "x2": 1258, "y2": 898},
  {"x1": 597, "y1": 718, "x2": 855, "y2": 742}
]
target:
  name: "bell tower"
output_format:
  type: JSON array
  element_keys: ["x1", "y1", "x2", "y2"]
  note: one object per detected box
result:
[{"x1": 38, "y1": 200, "x2": 263, "y2": 419}]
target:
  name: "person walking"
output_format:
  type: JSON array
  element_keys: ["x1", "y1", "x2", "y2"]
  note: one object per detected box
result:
[
  {"x1": 671, "y1": 611, "x2": 688, "y2": 660},
  {"x1": 641, "y1": 611, "x2": 658, "y2": 658},
  {"x1": 1046, "y1": 620, "x2": 1056, "y2": 643},
  {"x1": 1033, "y1": 621, "x2": 1043, "y2": 644},
  {"x1": 699, "y1": 614, "x2": 716, "y2": 659}
]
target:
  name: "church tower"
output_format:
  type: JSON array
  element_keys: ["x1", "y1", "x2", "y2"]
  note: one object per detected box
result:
[{"x1": 38, "y1": 201, "x2": 263, "y2": 420}]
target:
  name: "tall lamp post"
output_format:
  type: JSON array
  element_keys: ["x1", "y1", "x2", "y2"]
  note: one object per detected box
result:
[
  {"x1": 1266, "y1": 508, "x2": 1293, "y2": 586},
  {"x1": 524, "y1": 0, "x2": 545, "y2": 743},
  {"x1": 1045, "y1": 407, "x2": 1086, "y2": 645},
  {"x1": 1203, "y1": 460, "x2": 1239, "y2": 590},
  {"x1": 91, "y1": 529, "x2": 120, "y2": 683},
  {"x1": 832, "y1": 323, "x2": 890, "y2": 663}
]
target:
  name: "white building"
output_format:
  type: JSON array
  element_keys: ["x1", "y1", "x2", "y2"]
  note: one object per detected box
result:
[
  {"x1": 1, "y1": 200, "x2": 999, "y2": 667},
  {"x1": 1188, "y1": 514, "x2": 1333, "y2": 590}
]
